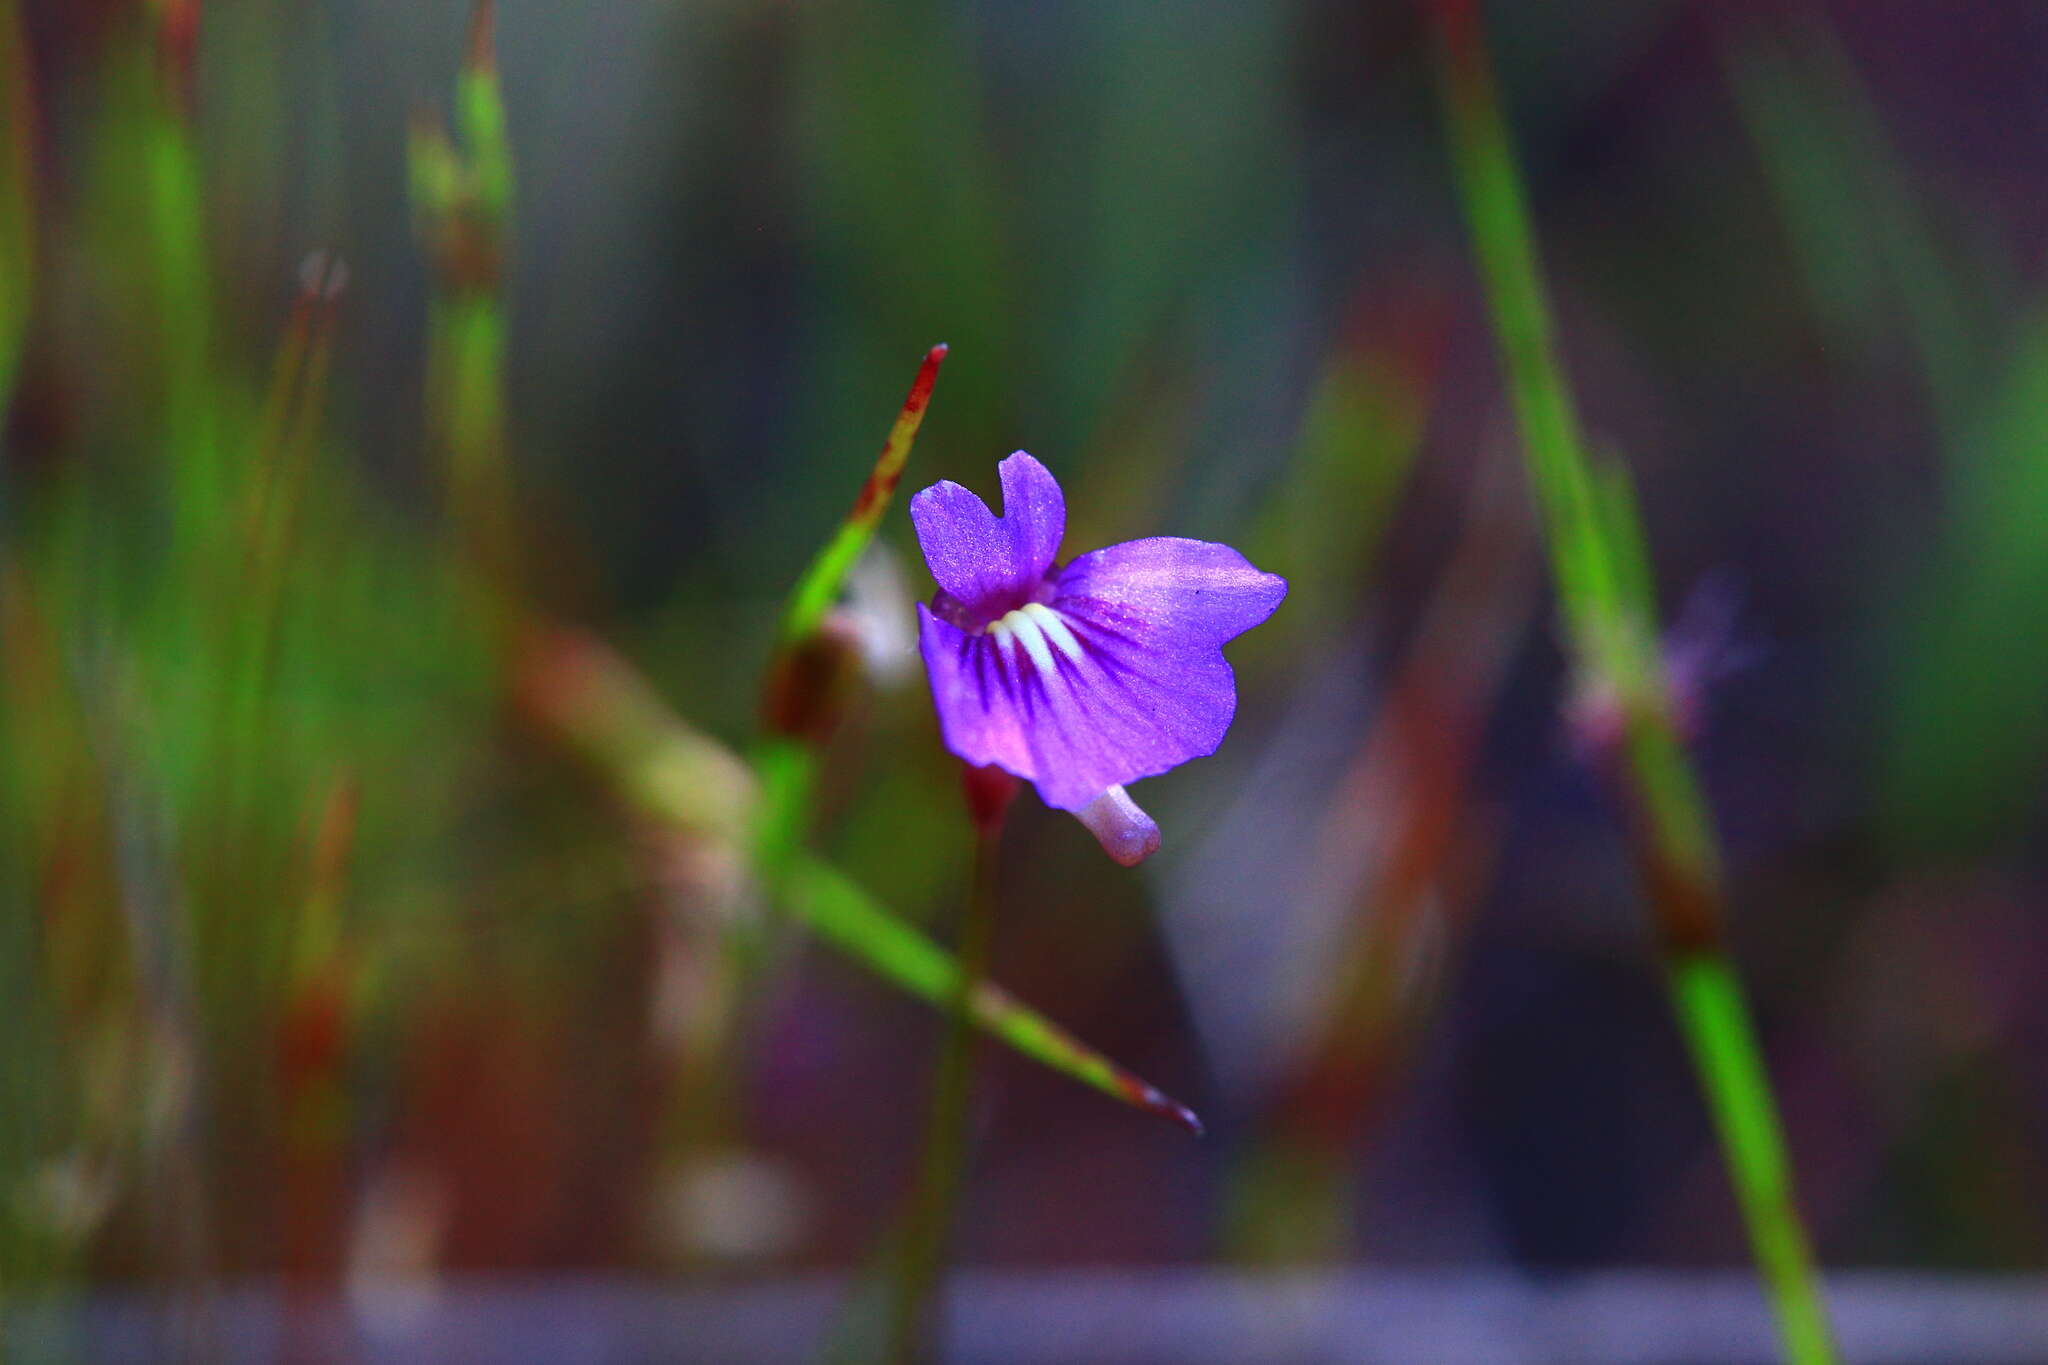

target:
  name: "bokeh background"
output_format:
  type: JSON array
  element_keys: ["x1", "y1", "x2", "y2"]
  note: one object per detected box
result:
[{"x1": 5, "y1": 0, "x2": 2048, "y2": 1355}]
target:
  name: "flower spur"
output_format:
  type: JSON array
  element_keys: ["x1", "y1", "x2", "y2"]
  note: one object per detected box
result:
[{"x1": 910, "y1": 452, "x2": 1286, "y2": 864}]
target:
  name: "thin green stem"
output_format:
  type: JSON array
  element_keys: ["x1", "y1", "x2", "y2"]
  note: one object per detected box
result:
[
  {"x1": 1434, "y1": 9, "x2": 1612, "y2": 642},
  {"x1": 1429, "y1": 6, "x2": 1836, "y2": 1361},
  {"x1": 1668, "y1": 954, "x2": 1836, "y2": 1365},
  {"x1": 430, "y1": 290, "x2": 514, "y2": 589},
  {"x1": 0, "y1": 0, "x2": 35, "y2": 416},
  {"x1": 749, "y1": 736, "x2": 817, "y2": 884},
  {"x1": 881, "y1": 815, "x2": 1001, "y2": 1364}
]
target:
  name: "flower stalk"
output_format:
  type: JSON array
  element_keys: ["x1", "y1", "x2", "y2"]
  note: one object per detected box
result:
[
  {"x1": 1430, "y1": 3, "x2": 1836, "y2": 1361},
  {"x1": 882, "y1": 764, "x2": 1014, "y2": 1365}
]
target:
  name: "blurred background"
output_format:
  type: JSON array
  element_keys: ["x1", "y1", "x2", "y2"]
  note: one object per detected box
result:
[{"x1": 4, "y1": 0, "x2": 2048, "y2": 1357}]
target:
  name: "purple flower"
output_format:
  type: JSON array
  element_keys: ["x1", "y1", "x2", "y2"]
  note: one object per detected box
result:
[{"x1": 910, "y1": 452, "x2": 1286, "y2": 862}]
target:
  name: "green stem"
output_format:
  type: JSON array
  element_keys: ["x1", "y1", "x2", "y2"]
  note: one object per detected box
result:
[
  {"x1": 1668, "y1": 953, "x2": 1836, "y2": 1365},
  {"x1": 749, "y1": 735, "x2": 817, "y2": 883},
  {"x1": 0, "y1": 0, "x2": 34, "y2": 416},
  {"x1": 1429, "y1": 6, "x2": 1836, "y2": 1361},
  {"x1": 431, "y1": 290, "x2": 515, "y2": 589},
  {"x1": 881, "y1": 815, "x2": 1001, "y2": 1364},
  {"x1": 1433, "y1": 0, "x2": 1613, "y2": 644}
]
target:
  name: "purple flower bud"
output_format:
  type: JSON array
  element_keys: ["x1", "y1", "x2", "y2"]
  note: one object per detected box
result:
[{"x1": 908, "y1": 452, "x2": 1286, "y2": 858}]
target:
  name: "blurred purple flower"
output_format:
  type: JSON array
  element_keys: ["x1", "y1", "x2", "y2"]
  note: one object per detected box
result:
[
  {"x1": 910, "y1": 452, "x2": 1286, "y2": 862},
  {"x1": 1566, "y1": 570, "x2": 1765, "y2": 761}
]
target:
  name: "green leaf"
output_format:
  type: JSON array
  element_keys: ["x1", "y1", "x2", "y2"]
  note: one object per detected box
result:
[
  {"x1": 779, "y1": 852, "x2": 1202, "y2": 1133},
  {"x1": 774, "y1": 344, "x2": 947, "y2": 651}
]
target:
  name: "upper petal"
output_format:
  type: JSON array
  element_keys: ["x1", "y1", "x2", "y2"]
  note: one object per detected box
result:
[
  {"x1": 908, "y1": 452, "x2": 1066, "y2": 622},
  {"x1": 1052, "y1": 537, "x2": 1287, "y2": 650}
]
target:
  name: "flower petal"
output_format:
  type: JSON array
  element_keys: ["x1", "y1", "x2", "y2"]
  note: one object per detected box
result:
[
  {"x1": 907, "y1": 452, "x2": 1066, "y2": 622},
  {"x1": 1053, "y1": 537, "x2": 1288, "y2": 649},
  {"x1": 916, "y1": 594, "x2": 1256, "y2": 811}
]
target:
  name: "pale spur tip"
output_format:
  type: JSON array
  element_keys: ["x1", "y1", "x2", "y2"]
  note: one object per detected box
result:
[{"x1": 1075, "y1": 785, "x2": 1162, "y2": 867}]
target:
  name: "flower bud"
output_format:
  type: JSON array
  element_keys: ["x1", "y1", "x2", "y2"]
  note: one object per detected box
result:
[{"x1": 761, "y1": 618, "x2": 863, "y2": 746}]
